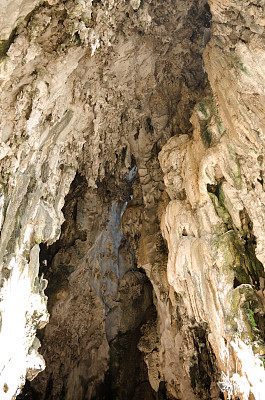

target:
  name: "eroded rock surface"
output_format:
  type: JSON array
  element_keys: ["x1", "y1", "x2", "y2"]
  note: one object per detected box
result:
[{"x1": 1, "y1": 0, "x2": 265, "y2": 399}]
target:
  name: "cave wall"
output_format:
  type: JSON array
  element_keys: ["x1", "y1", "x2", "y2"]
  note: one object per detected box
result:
[{"x1": 1, "y1": 0, "x2": 265, "y2": 399}]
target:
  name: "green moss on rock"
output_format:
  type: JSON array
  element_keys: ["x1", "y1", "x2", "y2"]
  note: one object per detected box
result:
[
  {"x1": 244, "y1": 239, "x2": 265, "y2": 286},
  {"x1": 0, "y1": 29, "x2": 16, "y2": 59},
  {"x1": 197, "y1": 94, "x2": 226, "y2": 148},
  {"x1": 227, "y1": 145, "x2": 242, "y2": 190},
  {"x1": 0, "y1": 40, "x2": 10, "y2": 58},
  {"x1": 196, "y1": 95, "x2": 215, "y2": 120},
  {"x1": 229, "y1": 285, "x2": 260, "y2": 340},
  {"x1": 200, "y1": 121, "x2": 213, "y2": 148},
  {"x1": 208, "y1": 191, "x2": 232, "y2": 229}
]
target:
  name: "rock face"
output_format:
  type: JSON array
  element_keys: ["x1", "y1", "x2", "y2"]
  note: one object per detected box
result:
[{"x1": 1, "y1": 0, "x2": 265, "y2": 399}]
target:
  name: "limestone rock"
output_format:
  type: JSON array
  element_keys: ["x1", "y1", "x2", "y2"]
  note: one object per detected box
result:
[{"x1": 1, "y1": 0, "x2": 265, "y2": 399}]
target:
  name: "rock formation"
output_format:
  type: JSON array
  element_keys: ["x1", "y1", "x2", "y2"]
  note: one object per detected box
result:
[{"x1": 0, "y1": 0, "x2": 265, "y2": 399}]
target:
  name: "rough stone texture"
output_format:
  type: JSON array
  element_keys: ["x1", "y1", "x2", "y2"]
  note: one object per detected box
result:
[
  {"x1": 1, "y1": 0, "x2": 265, "y2": 399},
  {"x1": 0, "y1": 0, "x2": 40, "y2": 40}
]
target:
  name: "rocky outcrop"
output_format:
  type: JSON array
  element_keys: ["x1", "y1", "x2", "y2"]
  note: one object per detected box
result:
[{"x1": 1, "y1": 0, "x2": 265, "y2": 399}]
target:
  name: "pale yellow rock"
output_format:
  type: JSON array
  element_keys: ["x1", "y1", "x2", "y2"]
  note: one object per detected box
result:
[
  {"x1": 0, "y1": 0, "x2": 40, "y2": 40},
  {"x1": 1, "y1": 0, "x2": 265, "y2": 399}
]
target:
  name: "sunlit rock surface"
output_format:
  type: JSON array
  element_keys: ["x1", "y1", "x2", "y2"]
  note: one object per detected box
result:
[{"x1": 1, "y1": 0, "x2": 265, "y2": 399}]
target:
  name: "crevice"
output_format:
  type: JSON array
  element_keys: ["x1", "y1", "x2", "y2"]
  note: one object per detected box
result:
[{"x1": 239, "y1": 208, "x2": 265, "y2": 289}]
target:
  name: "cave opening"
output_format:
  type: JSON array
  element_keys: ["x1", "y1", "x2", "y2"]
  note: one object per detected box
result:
[
  {"x1": 18, "y1": 171, "x2": 161, "y2": 400},
  {"x1": 2, "y1": 0, "x2": 224, "y2": 398},
  {"x1": 3, "y1": 0, "x2": 265, "y2": 398}
]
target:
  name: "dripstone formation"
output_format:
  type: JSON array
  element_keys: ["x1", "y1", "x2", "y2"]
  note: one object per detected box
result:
[{"x1": 1, "y1": 0, "x2": 265, "y2": 399}]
